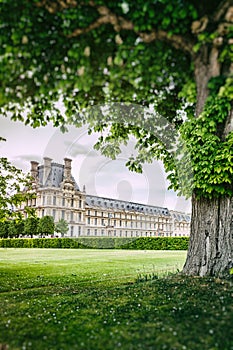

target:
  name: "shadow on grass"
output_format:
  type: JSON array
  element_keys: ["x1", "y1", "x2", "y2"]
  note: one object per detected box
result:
[{"x1": 0, "y1": 273, "x2": 233, "y2": 350}]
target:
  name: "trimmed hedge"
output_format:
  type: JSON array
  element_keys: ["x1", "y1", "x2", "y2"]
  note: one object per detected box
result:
[{"x1": 0, "y1": 237, "x2": 189, "y2": 250}]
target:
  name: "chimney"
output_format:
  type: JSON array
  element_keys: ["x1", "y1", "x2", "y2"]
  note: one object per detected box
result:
[
  {"x1": 43, "y1": 157, "x2": 52, "y2": 185},
  {"x1": 30, "y1": 161, "x2": 39, "y2": 180},
  {"x1": 64, "y1": 158, "x2": 72, "y2": 179}
]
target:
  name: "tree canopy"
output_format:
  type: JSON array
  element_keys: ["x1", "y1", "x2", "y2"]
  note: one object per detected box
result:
[
  {"x1": 55, "y1": 218, "x2": 69, "y2": 236},
  {"x1": 37, "y1": 215, "x2": 55, "y2": 236},
  {"x1": 0, "y1": 0, "x2": 232, "y2": 199}
]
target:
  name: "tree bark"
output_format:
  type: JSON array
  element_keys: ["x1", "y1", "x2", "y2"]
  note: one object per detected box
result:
[
  {"x1": 194, "y1": 45, "x2": 221, "y2": 116},
  {"x1": 183, "y1": 194, "x2": 233, "y2": 277},
  {"x1": 182, "y1": 39, "x2": 233, "y2": 277}
]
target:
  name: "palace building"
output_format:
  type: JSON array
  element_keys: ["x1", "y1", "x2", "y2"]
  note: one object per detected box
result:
[{"x1": 25, "y1": 157, "x2": 191, "y2": 237}]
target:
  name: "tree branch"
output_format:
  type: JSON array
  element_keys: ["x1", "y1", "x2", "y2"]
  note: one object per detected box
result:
[
  {"x1": 67, "y1": 3, "x2": 134, "y2": 37},
  {"x1": 213, "y1": 0, "x2": 233, "y2": 22},
  {"x1": 67, "y1": 2, "x2": 194, "y2": 55},
  {"x1": 36, "y1": 1, "x2": 194, "y2": 55},
  {"x1": 138, "y1": 30, "x2": 193, "y2": 54}
]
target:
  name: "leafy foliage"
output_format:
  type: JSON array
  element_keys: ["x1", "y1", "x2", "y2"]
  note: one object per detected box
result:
[
  {"x1": 0, "y1": 157, "x2": 36, "y2": 221},
  {"x1": 37, "y1": 215, "x2": 55, "y2": 236},
  {"x1": 181, "y1": 79, "x2": 233, "y2": 198},
  {"x1": 24, "y1": 216, "x2": 40, "y2": 238},
  {"x1": 0, "y1": 0, "x2": 232, "y2": 200},
  {"x1": 0, "y1": 237, "x2": 189, "y2": 250},
  {"x1": 0, "y1": 221, "x2": 9, "y2": 238},
  {"x1": 8, "y1": 219, "x2": 25, "y2": 238},
  {"x1": 55, "y1": 218, "x2": 69, "y2": 236}
]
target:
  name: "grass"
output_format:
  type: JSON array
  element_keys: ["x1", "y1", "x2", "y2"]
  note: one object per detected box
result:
[{"x1": 0, "y1": 248, "x2": 232, "y2": 350}]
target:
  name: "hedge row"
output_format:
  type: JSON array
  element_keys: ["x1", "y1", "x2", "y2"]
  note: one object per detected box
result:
[{"x1": 0, "y1": 237, "x2": 189, "y2": 250}]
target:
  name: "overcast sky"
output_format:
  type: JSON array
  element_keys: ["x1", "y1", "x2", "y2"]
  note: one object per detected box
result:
[{"x1": 1, "y1": 116, "x2": 191, "y2": 213}]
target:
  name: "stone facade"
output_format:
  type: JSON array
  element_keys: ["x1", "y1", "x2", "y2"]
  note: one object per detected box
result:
[{"x1": 24, "y1": 158, "x2": 191, "y2": 237}]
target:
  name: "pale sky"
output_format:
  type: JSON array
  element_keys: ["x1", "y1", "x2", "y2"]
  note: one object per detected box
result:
[{"x1": 0, "y1": 116, "x2": 191, "y2": 213}]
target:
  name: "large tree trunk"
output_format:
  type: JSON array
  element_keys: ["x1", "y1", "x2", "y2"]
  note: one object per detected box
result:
[
  {"x1": 182, "y1": 43, "x2": 233, "y2": 277},
  {"x1": 183, "y1": 194, "x2": 233, "y2": 277}
]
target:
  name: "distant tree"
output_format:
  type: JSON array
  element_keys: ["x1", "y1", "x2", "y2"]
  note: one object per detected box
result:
[
  {"x1": 0, "y1": 221, "x2": 9, "y2": 238},
  {"x1": 8, "y1": 220, "x2": 18, "y2": 238},
  {"x1": 0, "y1": 157, "x2": 35, "y2": 222},
  {"x1": 8, "y1": 219, "x2": 25, "y2": 238},
  {"x1": 37, "y1": 216, "x2": 55, "y2": 237},
  {"x1": 55, "y1": 219, "x2": 69, "y2": 237},
  {"x1": 24, "y1": 217, "x2": 40, "y2": 238}
]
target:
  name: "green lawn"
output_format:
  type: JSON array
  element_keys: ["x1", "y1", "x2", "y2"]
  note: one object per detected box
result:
[{"x1": 0, "y1": 249, "x2": 232, "y2": 350}]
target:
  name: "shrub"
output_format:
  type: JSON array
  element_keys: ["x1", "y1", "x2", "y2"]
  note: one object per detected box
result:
[{"x1": 0, "y1": 237, "x2": 189, "y2": 250}]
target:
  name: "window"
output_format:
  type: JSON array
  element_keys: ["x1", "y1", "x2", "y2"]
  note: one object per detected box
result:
[
  {"x1": 88, "y1": 210, "x2": 90, "y2": 215},
  {"x1": 78, "y1": 226, "x2": 81, "y2": 236},
  {"x1": 87, "y1": 229, "x2": 90, "y2": 236},
  {"x1": 95, "y1": 210, "x2": 97, "y2": 216},
  {"x1": 101, "y1": 229, "x2": 104, "y2": 236},
  {"x1": 114, "y1": 220, "x2": 116, "y2": 226},
  {"x1": 79, "y1": 200, "x2": 82, "y2": 208},
  {"x1": 95, "y1": 218, "x2": 97, "y2": 225},
  {"x1": 62, "y1": 197, "x2": 65, "y2": 206},
  {"x1": 87, "y1": 217, "x2": 91, "y2": 224},
  {"x1": 101, "y1": 219, "x2": 105, "y2": 226},
  {"x1": 53, "y1": 195, "x2": 56, "y2": 205},
  {"x1": 71, "y1": 196, "x2": 74, "y2": 207},
  {"x1": 70, "y1": 226, "x2": 74, "y2": 237},
  {"x1": 70, "y1": 212, "x2": 74, "y2": 221},
  {"x1": 62, "y1": 210, "x2": 65, "y2": 219},
  {"x1": 94, "y1": 229, "x2": 97, "y2": 236},
  {"x1": 52, "y1": 209, "x2": 56, "y2": 219}
]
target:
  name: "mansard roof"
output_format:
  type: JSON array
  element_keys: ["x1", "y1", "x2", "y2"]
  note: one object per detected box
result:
[
  {"x1": 86, "y1": 194, "x2": 170, "y2": 216},
  {"x1": 38, "y1": 162, "x2": 79, "y2": 190},
  {"x1": 170, "y1": 210, "x2": 191, "y2": 222}
]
